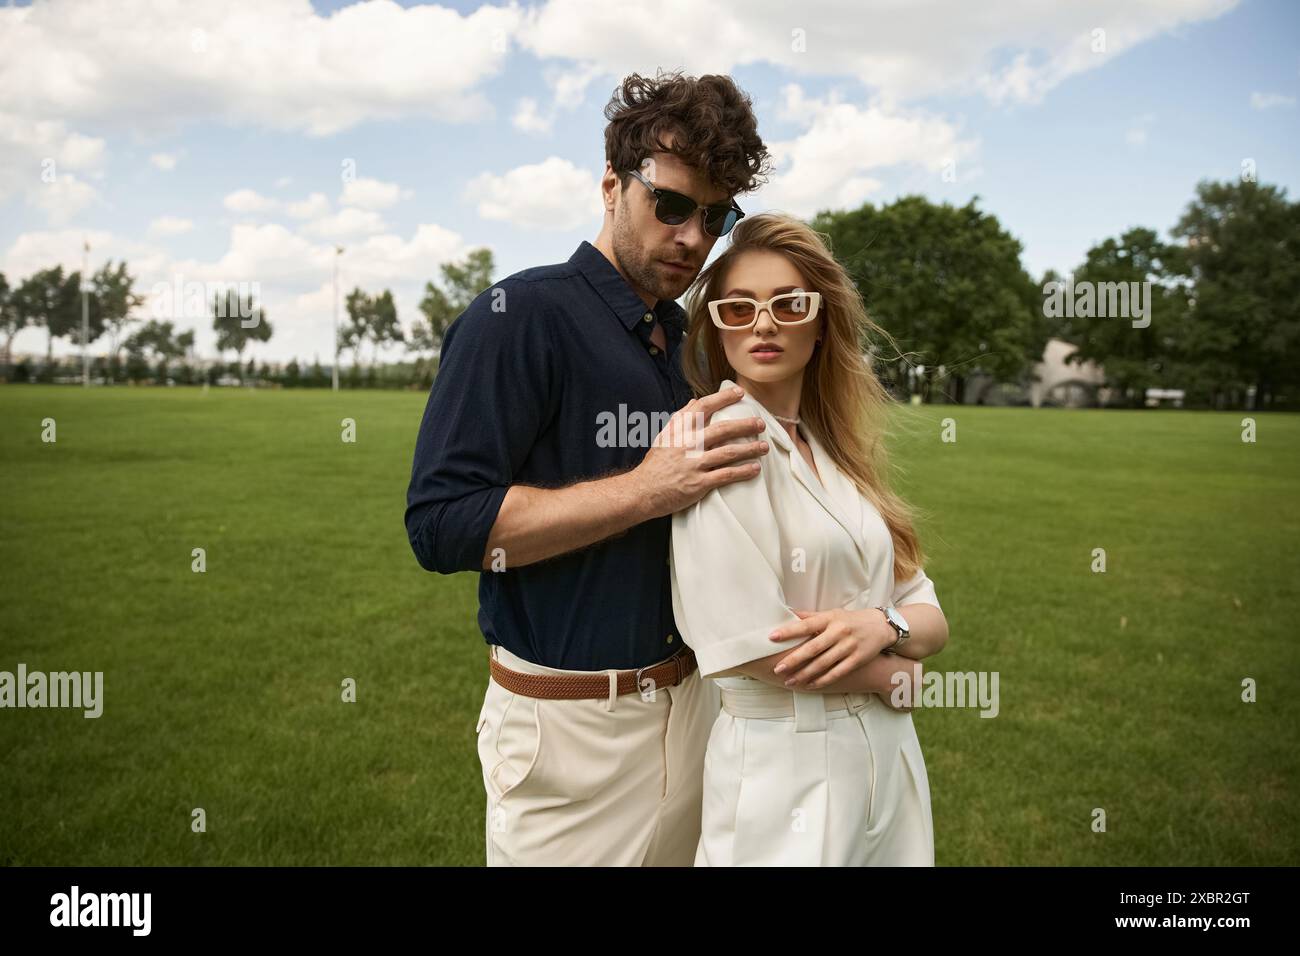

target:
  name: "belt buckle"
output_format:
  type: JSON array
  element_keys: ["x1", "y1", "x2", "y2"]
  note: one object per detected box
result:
[{"x1": 636, "y1": 650, "x2": 685, "y2": 697}]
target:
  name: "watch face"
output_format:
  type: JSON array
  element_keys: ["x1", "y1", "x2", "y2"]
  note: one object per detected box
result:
[{"x1": 885, "y1": 606, "x2": 909, "y2": 635}]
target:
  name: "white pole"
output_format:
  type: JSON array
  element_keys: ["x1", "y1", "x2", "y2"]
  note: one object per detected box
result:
[
  {"x1": 81, "y1": 239, "x2": 89, "y2": 387},
  {"x1": 332, "y1": 245, "x2": 342, "y2": 391}
]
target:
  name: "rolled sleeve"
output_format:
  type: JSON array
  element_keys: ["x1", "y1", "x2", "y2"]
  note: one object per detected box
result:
[
  {"x1": 670, "y1": 444, "x2": 802, "y2": 678},
  {"x1": 891, "y1": 566, "x2": 941, "y2": 611},
  {"x1": 405, "y1": 283, "x2": 557, "y2": 574}
]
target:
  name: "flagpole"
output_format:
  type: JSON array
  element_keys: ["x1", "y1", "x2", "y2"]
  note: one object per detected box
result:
[
  {"x1": 332, "y1": 245, "x2": 343, "y2": 392},
  {"x1": 81, "y1": 239, "x2": 90, "y2": 387}
]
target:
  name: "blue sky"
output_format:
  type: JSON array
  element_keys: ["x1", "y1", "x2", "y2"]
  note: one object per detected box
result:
[{"x1": 1, "y1": 0, "x2": 1297, "y2": 364}]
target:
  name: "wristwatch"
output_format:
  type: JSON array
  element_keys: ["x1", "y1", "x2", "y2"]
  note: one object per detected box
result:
[{"x1": 876, "y1": 605, "x2": 910, "y2": 656}]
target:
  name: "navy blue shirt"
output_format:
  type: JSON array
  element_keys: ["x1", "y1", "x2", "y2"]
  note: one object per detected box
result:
[{"x1": 405, "y1": 240, "x2": 696, "y2": 670}]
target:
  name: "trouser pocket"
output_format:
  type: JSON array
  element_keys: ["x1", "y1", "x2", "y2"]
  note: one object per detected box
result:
[{"x1": 477, "y1": 679, "x2": 542, "y2": 802}]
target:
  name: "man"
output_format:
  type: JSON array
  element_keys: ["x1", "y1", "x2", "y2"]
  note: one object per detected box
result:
[{"x1": 405, "y1": 71, "x2": 773, "y2": 865}]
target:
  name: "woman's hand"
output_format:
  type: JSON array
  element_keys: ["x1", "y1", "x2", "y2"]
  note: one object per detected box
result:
[{"x1": 768, "y1": 608, "x2": 898, "y2": 690}]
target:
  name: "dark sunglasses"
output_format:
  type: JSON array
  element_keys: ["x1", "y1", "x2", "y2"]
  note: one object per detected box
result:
[{"x1": 625, "y1": 168, "x2": 745, "y2": 238}]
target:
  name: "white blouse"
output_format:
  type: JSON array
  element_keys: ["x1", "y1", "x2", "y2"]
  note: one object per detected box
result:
[{"x1": 671, "y1": 378, "x2": 941, "y2": 679}]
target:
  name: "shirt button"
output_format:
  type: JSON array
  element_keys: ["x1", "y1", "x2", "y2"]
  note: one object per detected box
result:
[
  {"x1": 649, "y1": 346, "x2": 660, "y2": 355},
  {"x1": 666, "y1": 634, "x2": 674, "y2": 644},
  {"x1": 643, "y1": 312, "x2": 654, "y2": 323}
]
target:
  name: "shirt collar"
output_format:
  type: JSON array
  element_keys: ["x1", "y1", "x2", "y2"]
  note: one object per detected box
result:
[{"x1": 569, "y1": 240, "x2": 688, "y2": 333}]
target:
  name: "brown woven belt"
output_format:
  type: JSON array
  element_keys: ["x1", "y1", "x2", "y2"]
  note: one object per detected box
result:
[{"x1": 488, "y1": 646, "x2": 697, "y2": 700}]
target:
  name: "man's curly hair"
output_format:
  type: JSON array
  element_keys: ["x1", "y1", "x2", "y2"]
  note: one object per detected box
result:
[{"x1": 603, "y1": 70, "x2": 772, "y2": 199}]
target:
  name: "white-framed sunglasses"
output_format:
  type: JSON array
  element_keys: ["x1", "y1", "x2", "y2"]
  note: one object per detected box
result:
[{"x1": 707, "y1": 290, "x2": 822, "y2": 330}]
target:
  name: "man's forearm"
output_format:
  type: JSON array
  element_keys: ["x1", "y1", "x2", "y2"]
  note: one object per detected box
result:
[{"x1": 480, "y1": 469, "x2": 656, "y2": 570}]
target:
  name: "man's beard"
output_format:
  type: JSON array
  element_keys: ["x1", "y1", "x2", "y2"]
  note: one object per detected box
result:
[{"x1": 612, "y1": 210, "x2": 695, "y2": 303}]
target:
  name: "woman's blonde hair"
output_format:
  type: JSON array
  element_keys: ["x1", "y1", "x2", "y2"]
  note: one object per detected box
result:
[{"x1": 682, "y1": 212, "x2": 929, "y2": 582}]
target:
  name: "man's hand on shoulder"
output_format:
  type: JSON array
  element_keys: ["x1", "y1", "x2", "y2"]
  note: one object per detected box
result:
[{"x1": 631, "y1": 386, "x2": 770, "y2": 519}]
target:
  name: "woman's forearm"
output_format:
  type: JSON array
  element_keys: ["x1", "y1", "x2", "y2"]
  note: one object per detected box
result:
[
  {"x1": 733, "y1": 648, "x2": 922, "y2": 700},
  {"x1": 812, "y1": 654, "x2": 923, "y2": 701},
  {"x1": 889, "y1": 603, "x2": 948, "y2": 659}
]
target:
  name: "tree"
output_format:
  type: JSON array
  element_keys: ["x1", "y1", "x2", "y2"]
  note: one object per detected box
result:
[
  {"x1": 176, "y1": 329, "x2": 195, "y2": 367},
  {"x1": 125, "y1": 342, "x2": 149, "y2": 382},
  {"x1": 340, "y1": 287, "x2": 370, "y2": 369},
  {"x1": 124, "y1": 320, "x2": 188, "y2": 382},
  {"x1": 0, "y1": 272, "x2": 21, "y2": 373},
  {"x1": 811, "y1": 197, "x2": 1045, "y2": 403},
  {"x1": 90, "y1": 261, "x2": 145, "y2": 367},
  {"x1": 1169, "y1": 179, "x2": 1300, "y2": 409},
  {"x1": 1057, "y1": 228, "x2": 1192, "y2": 407},
  {"x1": 414, "y1": 248, "x2": 494, "y2": 366},
  {"x1": 212, "y1": 290, "x2": 272, "y2": 382},
  {"x1": 342, "y1": 287, "x2": 404, "y2": 372},
  {"x1": 368, "y1": 289, "x2": 403, "y2": 368},
  {"x1": 13, "y1": 266, "x2": 87, "y2": 368}
]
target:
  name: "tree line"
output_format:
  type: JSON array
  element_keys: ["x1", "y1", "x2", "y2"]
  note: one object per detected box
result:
[
  {"x1": 2, "y1": 178, "x2": 1295, "y2": 408},
  {"x1": 812, "y1": 177, "x2": 1298, "y2": 409}
]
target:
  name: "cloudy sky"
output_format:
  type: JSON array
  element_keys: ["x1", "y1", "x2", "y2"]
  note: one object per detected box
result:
[{"x1": 2, "y1": 0, "x2": 1297, "y2": 365}]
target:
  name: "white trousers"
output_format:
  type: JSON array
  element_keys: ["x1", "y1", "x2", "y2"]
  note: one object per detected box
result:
[
  {"x1": 476, "y1": 644, "x2": 721, "y2": 866},
  {"x1": 696, "y1": 678, "x2": 935, "y2": 866}
]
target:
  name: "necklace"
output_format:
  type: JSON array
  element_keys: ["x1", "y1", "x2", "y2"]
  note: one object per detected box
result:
[{"x1": 772, "y1": 413, "x2": 801, "y2": 425}]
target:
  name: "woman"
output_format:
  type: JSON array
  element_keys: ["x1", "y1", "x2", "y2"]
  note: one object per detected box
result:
[{"x1": 669, "y1": 212, "x2": 950, "y2": 867}]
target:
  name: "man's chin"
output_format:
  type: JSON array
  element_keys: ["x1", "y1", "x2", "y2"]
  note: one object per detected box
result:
[{"x1": 651, "y1": 269, "x2": 695, "y2": 299}]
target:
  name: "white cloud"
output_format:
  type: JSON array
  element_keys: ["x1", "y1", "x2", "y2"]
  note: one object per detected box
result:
[
  {"x1": 756, "y1": 86, "x2": 977, "y2": 217},
  {"x1": 149, "y1": 152, "x2": 178, "y2": 171},
  {"x1": 300, "y1": 207, "x2": 388, "y2": 240},
  {"x1": 0, "y1": 111, "x2": 106, "y2": 224},
  {"x1": 515, "y1": 0, "x2": 1239, "y2": 107},
  {"x1": 339, "y1": 177, "x2": 412, "y2": 211},
  {"x1": 219, "y1": 180, "x2": 412, "y2": 238},
  {"x1": 3, "y1": 229, "x2": 163, "y2": 282},
  {"x1": 510, "y1": 62, "x2": 606, "y2": 134},
  {"x1": 0, "y1": 0, "x2": 1239, "y2": 237},
  {"x1": 224, "y1": 188, "x2": 342, "y2": 225},
  {"x1": 148, "y1": 216, "x2": 194, "y2": 237},
  {"x1": 286, "y1": 192, "x2": 330, "y2": 219},
  {"x1": 513, "y1": 97, "x2": 552, "y2": 134},
  {"x1": 1250, "y1": 91, "x2": 1296, "y2": 110},
  {"x1": 0, "y1": 0, "x2": 522, "y2": 138},
  {"x1": 465, "y1": 157, "x2": 603, "y2": 230},
  {"x1": 31, "y1": 172, "x2": 99, "y2": 225},
  {"x1": 223, "y1": 189, "x2": 279, "y2": 215}
]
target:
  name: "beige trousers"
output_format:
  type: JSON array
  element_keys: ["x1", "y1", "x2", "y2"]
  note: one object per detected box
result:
[{"x1": 475, "y1": 644, "x2": 721, "y2": 866}]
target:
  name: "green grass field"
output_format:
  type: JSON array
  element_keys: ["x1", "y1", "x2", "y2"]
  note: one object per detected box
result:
[{"x1": 1, "y1": 384, "x2": 1297, "y2": 865}]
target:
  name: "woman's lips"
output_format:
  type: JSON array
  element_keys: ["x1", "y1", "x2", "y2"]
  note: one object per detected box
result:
[{"x1": 749, "y1": 346, "x2": 784, "y2": 362}]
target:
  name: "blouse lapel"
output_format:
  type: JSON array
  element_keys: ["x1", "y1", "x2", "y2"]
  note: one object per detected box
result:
[
  {"x1": 792, "y1": 426, "x2": 870, "y2": 570},
  {"x1": 720, "y1": 379, "x2": 869, "y2": 569}
]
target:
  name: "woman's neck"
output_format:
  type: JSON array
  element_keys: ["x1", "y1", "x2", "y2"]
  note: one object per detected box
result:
[{"x1": 736, "y1": 374, "x2": 804, "y2": 441}]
